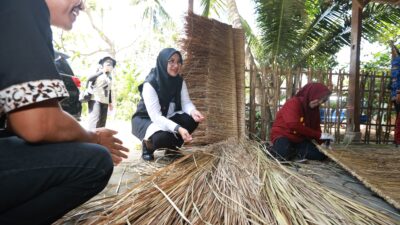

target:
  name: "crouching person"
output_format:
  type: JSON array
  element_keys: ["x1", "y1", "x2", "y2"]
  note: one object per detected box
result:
[
  {"x1": 0, "y1": 0, "x2": 128, "y2": 224},
  {"x1": 131, "y1": 48, "x2": 205, "y2": 161},
  {"x1": 270, "y1": 83, "x2": 334, "y2": 161}
]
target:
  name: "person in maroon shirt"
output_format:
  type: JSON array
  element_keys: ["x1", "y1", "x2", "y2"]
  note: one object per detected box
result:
[{"x1": 270, "y1": 82, "x2": 334, "y2": 161}]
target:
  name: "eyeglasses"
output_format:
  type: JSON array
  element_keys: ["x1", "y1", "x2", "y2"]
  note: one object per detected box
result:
[{"x1": 167, "y1": 60, "x2": 182, "y2": 66}]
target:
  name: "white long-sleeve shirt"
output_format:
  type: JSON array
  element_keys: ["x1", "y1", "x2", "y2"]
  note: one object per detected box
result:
[{"x1": 143, "y1": 81, "x2": 196, "y2": 139}]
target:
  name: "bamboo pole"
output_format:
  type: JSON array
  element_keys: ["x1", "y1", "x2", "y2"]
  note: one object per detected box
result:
[
  {"x1": 377, "y1": 71, "x2": 386, "y2": 143},
  {"x1": 249, "y1": 50, "x2": 256, "y2": 137},
  {"x1": 359, "y1": 71, "x2": 367, "y2": 143}
]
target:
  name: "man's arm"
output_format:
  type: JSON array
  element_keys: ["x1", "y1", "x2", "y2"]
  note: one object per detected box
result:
[
  {"x1": 7, "y1": 99, "x2": 96, "y2": 143},
  {"x1": 7, "y1": 99, "x2": 129, "y2": 164}
]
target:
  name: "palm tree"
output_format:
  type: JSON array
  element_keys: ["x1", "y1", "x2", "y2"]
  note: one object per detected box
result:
[
  {"x1": 200, "y1": 0, "x2": 226, "y2": 18},
  {"x1": 254, "y1": 0, "x2": 400, "y2": 69},
  {"x1": 130, "y1": 0, "x2": 173, "y2": 31}
]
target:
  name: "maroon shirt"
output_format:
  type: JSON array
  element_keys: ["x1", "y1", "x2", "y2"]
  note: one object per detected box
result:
[{"x1": 270, "y1": 83, "x2": 331, "y2": 144}]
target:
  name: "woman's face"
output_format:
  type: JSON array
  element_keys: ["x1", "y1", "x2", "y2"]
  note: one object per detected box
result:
[
  {"x1": 309, "y1": 94, "x2": 330, "y2": 109},
  {"x1": 45, "y1": 0, "x2": 84, "y2": 30},
  {"x1": 167, "y1": 53, "x2": 182, "y2": 77},
  {"x1": 102, "y1": 60, "x2": 114, "y2": 73}
]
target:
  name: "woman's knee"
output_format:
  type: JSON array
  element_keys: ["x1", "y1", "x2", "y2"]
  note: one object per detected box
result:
[
  {"x1": 305, "y1": 146, "x2": 327, "y2": 160},
  {"x1": 271, "y1": 137, "x2": 294, "y2": 160},
  {"x1": 150, "y1": 131, "x2": 183, "y2": 150}
]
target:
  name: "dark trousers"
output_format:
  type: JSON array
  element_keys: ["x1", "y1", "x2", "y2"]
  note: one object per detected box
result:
[
  {"x1": 394, "y1": 102, "x2": 400, "y2": 145},
  {"x1": 0, "y1": 136, "x2": 113, "y2": 225},
  {"x1": 271, "y1": 137, "x2": 326, "y2": 161},
  {"x1": 149, "y1": 113, "x2": 198, "y2": 151},
  {"x1": 88, "y1": 100, "x2": 108, "y2": 130}
]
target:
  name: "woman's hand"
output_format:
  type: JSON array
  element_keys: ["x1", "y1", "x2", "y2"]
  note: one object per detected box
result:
[
  {"x1": 178, "y1": 127, "x2": 193, "y2": 143},
  {"x1": 95, "y1": 128, "x2": 129, "y2": 165},
  {"x1": 191, "y1": 110, "x2": 205, "y2": 123}
]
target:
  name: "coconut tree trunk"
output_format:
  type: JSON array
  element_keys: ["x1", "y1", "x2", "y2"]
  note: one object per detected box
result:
[
  {"x1": 188, "y1": 0, "x2": 194, "y2": 12},
  {"x1": 226, "y1": 0, "x2": 242, "y2": 29}
]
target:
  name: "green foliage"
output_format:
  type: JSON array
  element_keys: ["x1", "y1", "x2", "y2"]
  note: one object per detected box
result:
[
  {"x1": 114, "y1": 60, "x2": 142, "y2": 121},
  {"x1": 253, "y1": 0, "x2": 400, "y2": 70},
  {"x1": 255, "y1": 0, "x2": 306, "y2": 66},
  {"x1": 362, "y1": 51, "x2": 391, "y2": 71},
  {"x1": 306, "y1": 54, "x2": 339, "y2": 69},
  {"x1": 130, "y1": 0, "x2": 173, "y2": 31},
  {"x1": 200, "y1": 0, "x2": 226, "y2": 18},
  {"x1": 362, "y1": 3, "x2": 400, "y2": 43}
]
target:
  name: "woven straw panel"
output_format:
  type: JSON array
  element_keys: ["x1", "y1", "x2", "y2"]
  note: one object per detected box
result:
[
  {"x1": 180, "y1": 13, "x2": 245, "y2": 145},
  {"x1": 233, "y1": 28, "x2": 246, "y2": 137},
  {"x1": 317, "y1": 144, "x2": 400, "y2": 209}
]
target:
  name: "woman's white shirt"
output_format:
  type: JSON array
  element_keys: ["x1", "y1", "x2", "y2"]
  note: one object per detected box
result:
[{"x1": 142, "y1": 81, "x2": 196, "y2": 139}]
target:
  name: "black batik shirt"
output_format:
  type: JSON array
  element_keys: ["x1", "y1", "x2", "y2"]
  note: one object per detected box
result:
[{"x1": 0, "y1": 0, "x2": 69, "y2": 122}]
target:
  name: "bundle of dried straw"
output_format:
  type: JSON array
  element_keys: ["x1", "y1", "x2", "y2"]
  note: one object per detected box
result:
[{"x1": 58, "y1": 140, "x2": 397, "y2": 224}]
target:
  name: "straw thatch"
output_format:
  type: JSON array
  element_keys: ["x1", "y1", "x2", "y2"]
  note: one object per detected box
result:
[
  {"x1": 233, "y1": 28, "x2": 246, "y2": 138},
  {"x1": 180, "y1": 13, "x2": 245, "y2": 145},
  {"x1": 315, "y1": 143, "x2": 400, "y2": 210},
  {"x1": 57, "y1": 140, "x2": 398, "y2": 224}
]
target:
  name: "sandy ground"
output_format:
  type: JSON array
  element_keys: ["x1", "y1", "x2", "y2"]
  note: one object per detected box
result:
[
  {"x1": 80, "y1": 118, "x2": 142, "y2": 161},
  {"x1": 78, "y1": 118, "x2": 171, "y2": 195}
]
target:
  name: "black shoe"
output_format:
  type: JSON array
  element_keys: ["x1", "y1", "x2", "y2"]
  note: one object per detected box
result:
[{"x1": 142, "y1": 141, "x2": 154, "y2": 161}]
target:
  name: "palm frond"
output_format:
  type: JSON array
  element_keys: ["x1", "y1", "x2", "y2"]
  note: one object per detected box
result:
[
  {"x1": 255, "y1": 0, "x2": 306, "y2": 66},
  {"x1": 200, "y1": 0, "x2": 225, "y2": 18},
  {"x1": 254, "y1": 0, "x2": 400, "y2": 69},
  {"x1": 292, "y1": 0, "x2": 351, "y2": 67},
  {"x1": 362, "y1": 3, "x2": 400, "y2": 41}
]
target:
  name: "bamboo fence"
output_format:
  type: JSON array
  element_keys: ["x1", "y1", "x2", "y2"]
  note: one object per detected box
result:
[{"x1": 245, "y1": 65, "x2": 395, "y2": 144}]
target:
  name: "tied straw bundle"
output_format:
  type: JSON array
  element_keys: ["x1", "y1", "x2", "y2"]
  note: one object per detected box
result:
[{"x1": 59, "y1": 139, "x2": 398, "y2": 224}]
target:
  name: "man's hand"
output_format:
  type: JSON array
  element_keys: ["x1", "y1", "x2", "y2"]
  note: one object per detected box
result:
[
  {"x1": 191, "y1": 110, "x2": 205, "y2": 123},
  {"x1": 95, "y1": 128, "x2": 129, "y2": 165},
  {"x1": 178, "y1": 127, "x2": 193, "y2": 143},
  {"x1": 108, "y1": 103, "x2": 113, "y2": 111}
]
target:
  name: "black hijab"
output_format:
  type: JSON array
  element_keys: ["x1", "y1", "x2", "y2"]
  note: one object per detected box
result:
[{"x1": 145, "y1": 48, "x2": 183, "y2": 105}]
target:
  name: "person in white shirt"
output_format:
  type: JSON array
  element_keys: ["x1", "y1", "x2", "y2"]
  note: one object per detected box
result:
[
  {"x1": 88, "y1": 56, "x2": 116, "y2": 130},
  {"x1": 131, "y1": 48, "x2": 205, "y2": 161}
]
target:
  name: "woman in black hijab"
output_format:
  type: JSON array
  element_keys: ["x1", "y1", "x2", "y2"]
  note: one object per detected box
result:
[{"x1": 131, "y1": 48, "x2": 205, "y2": 161}]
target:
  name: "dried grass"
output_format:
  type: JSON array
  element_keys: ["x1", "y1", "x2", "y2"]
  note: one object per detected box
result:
[{"x1": 57, "y1": 139, "x2": 398, "y2": 225}]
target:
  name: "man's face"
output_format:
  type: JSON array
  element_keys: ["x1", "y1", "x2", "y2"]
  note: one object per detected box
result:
[{"x1": 45, "y1": 0, "x2": 84, "y2": 30}]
